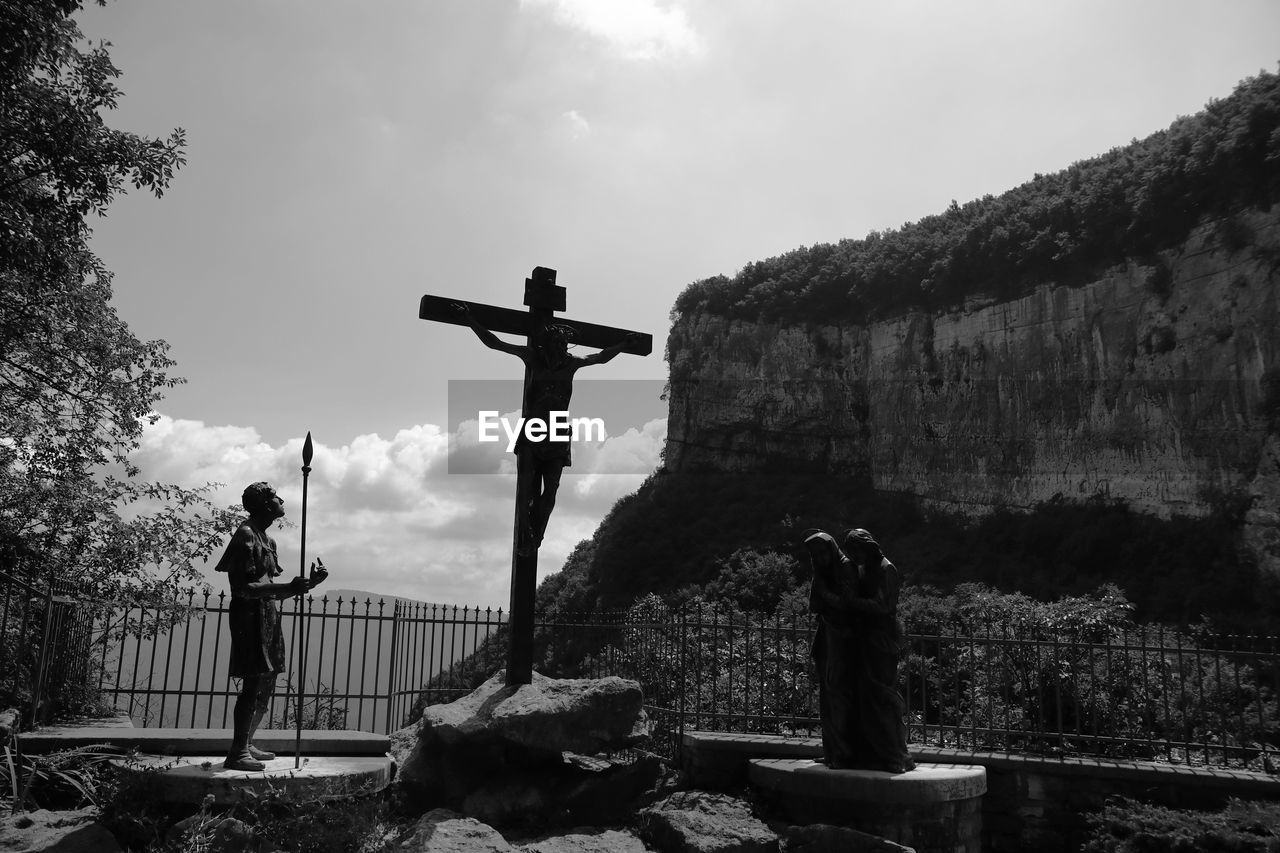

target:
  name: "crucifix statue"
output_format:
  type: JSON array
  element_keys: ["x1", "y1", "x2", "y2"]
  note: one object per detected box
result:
[{"x1": 419, "y1": 267, "x2": 651, "y2": 685}]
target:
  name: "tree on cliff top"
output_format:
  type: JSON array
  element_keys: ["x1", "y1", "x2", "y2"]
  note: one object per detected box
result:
[
  {"x1": 673, "y1": 67, "x2": 1280, "y2": 327},
  {"x1": 1, "y1": 3, "x2": 233, "y2": 625}
]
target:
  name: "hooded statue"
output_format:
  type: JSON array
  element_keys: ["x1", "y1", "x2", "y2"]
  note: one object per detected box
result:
[{"x1": 804, "y1": 528, "x2": 914, "y2": 773}]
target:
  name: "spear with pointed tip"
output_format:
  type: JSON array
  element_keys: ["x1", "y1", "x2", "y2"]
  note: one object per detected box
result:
[{"x1": 294, "y1": 431, "x2": 313, "y2": 769}]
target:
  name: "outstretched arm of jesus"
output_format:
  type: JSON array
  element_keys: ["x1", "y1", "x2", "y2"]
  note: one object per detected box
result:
[
  {"x1": 452, "y1": 303, "x2": 527, "y2": 359},
  {"x1": 575, "y1": 333, "x2": 644, "y2": 367}
]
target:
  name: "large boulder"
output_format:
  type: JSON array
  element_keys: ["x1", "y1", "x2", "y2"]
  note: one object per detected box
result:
[
  {"x1": 389, "y1": 814, "x2": 652, "y2": 853},
  {"x1": 517, "y1": 828, "x2": 649, "y2": 853},
  {"x1": 394, "y1": 809, "x2": 513, "y2": 853},
  {"x1": 455, "y1": 752, "x2": 666, "y2": 828},
  {"x1": 639, "y1": 791, "x2": 779, "y2": 853},
  {"x1": 391, "y1": 671, "x2": 659, "y2": 828},
  {"x1": 0, "y1": 808, "x2": 122, "y2": 853},
  {"x1": 394, "y1": 671, "x2": 647, "y2": 760}
]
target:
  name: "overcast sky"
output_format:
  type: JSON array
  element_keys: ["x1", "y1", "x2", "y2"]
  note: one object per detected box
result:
[{"x1": 76, "y1": 0, "x2": 1280, "y2": 607}]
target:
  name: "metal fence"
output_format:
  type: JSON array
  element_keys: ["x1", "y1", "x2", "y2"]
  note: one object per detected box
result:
[
  {"x1": 94, "y1": 592, "x2": 511, "y2": 734},
  {"x1": 5, "y1": 576, "x2": 1279, "y2": 771},
  {"x1": 0, "y1": 575, "x2": 631, "y2": 738},
  {"x1": 613, "y1": 600, "x2": 1280, "y2": 770},
  {"x1": 0, "y1": 570, "x2": 97, "y2": 729}
]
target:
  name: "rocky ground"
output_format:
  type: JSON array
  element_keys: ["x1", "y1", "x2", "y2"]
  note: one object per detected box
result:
[{"x1": 2, "y1": 675, "x2": 912, "y2": 852}]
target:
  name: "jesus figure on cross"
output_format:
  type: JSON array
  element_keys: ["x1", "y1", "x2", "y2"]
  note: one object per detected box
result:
[
  {"x1": 454, "y1": 303, "x2": 642, "y2": 554},
  {"x1": 422, "y1": 267, "x2": 649, "y2": 684}
]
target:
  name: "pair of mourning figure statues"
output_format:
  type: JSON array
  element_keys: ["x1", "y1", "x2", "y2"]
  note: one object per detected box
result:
[
  {"x1": 804, "y1": 527, "x2": 915, "y2": 774},
  {"x1": 213, "y1": 481, "x2": 327, "y2": 771}
]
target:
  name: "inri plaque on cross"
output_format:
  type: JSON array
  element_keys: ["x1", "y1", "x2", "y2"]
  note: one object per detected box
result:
[{"x1": 419, "y1": 267, "x2": 651, "y2": 685}]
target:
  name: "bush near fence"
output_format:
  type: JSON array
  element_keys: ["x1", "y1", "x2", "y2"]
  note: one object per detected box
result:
[
  {"x1": 910, "y1": 587, "x2": 1279, "y2": 765},
  {"x1": 1083, "y1": 798, "x2": 1280, "y2": 852},
  {"x1": 602, "y1": 589, "x2": 1280, "y2": 771},
  {"x1": 1, "y1": 571, "x2": 109, "y2": 727}
]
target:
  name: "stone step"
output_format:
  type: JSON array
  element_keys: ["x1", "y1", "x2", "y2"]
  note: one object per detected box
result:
[
  {"x1": 749, "y1": 758, "x2": 987, "y2": 803},
  {"x1": 19, "y1": 727, "x2": 389, "y2": 757},
  {"x1": 748, "y1": 758, "x2": 987, "y2": 853},
  {"x1": 113, "y1": 754, "x2": 393, "y2": 805}
]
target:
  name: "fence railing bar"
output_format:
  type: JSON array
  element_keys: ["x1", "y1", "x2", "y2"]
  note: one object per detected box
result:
[{"x1": 384, "y1": 601, "x2": 399, "y2": 734}]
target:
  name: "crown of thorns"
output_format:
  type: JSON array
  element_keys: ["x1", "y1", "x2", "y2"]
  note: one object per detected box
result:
[{"x1": 542, "y1": 324, "x2": 575, "y2": 343}]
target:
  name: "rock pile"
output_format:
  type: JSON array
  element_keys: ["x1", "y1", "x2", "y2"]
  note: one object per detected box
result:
[
  {"x1": 391, "y1": 671, "x2": 663, "y2": 829},
  {"x1": 0, "y1": 808, "x2": 122, "y2": 853},
  {"x1": 386, "y1": 810, "x2": 650, "y2": 853},
  {"x1": 638, "y1": 790, "x2": 778, "y2": 853}
]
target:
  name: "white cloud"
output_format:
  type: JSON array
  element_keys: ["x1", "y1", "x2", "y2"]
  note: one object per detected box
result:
[
  {"x1": 129, "y1": 414, "x2": 666, "y2": 607},
  {"x1": 564, "y1": 109, "x2": 592, "y2": 140},
  {"x1": 571, "y1": 417, "x2": 666, "y2": 497},
  {"x1": 521, "y1": 0, "x2": 704, "y2": 61}
]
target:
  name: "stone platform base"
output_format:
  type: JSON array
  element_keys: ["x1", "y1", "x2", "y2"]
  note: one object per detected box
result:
[
  {"x1": 114, "y1": 755, "x2": 392, "y2": 805},
  {"x1": 22, "y1": 726, "x2": 388, "y2": 757},
  {"x1": 749, "y1": 759, "x2": 986, "y2": 853}
]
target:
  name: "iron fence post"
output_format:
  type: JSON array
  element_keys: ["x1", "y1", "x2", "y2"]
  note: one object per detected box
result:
[
  {"x1": 28, "y1": 585, "x2": 55, "y2": 727},
  {"x1": 384, "y1": 600, "x2": 401, "y2": 734}
]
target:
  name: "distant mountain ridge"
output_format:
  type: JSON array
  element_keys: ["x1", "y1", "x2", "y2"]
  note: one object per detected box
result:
[
  {"x1": 317, "y1": 588, "x2": 492, "y2": 612},
  {"x1": 319, "y1": 588, "x2": 420, "y2": 606}
]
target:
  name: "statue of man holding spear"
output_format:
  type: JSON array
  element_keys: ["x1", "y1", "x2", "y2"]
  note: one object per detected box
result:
[{"x1": 213, "y1": 478, "x2": 327, "y2": 771}]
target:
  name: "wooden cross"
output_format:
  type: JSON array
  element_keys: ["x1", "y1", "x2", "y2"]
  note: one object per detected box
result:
[{"x1": 419, "y1": 267, "x2": 652, "y2": 685}]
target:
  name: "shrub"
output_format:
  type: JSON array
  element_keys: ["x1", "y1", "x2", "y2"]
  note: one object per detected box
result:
[
  {"x1": 97, "y1": 764, "x2": 394, "y2": 852},
  {"x1": 898, "y1": 584, "x2": 1280, "y2": 764},
  {"x1": 1, "y1": 744, "x2": 119, "y2": 812},
  {"x1": 1083, "y1": 797, "x2": 1280, "y2": 852},
  {"x1": 1145, "y1": 261, "x2": 1174, "y2": 297},
  {"x1": 698, "y1": 549, "x2": 801, "y2": 615}
]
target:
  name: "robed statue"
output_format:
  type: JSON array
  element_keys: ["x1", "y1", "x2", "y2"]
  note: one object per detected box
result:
[{"x1": 803, "y1": 527, "x2": 914, "y2": 773}]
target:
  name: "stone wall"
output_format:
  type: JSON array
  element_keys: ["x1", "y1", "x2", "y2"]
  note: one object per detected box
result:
[
  {"x1": 956, "y1": 750, "x2": 1279, "y2": 853},
  {"x1": 681, "y1": 731, "x2": 1280, "y2": 853},
  {"x1": 665, "y1": 207, "x2": 1280, "y2": 576}
]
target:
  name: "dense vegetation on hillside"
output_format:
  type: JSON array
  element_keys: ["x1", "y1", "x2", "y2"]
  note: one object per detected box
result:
[
  {"x1": 673, "y1": 69, "x2": 1280, "y2": 326},
  {"x1": 538, "y1": 471, "x2": 1279, "y2": 633}
]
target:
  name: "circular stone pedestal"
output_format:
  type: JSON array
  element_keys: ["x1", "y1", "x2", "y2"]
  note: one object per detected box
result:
[
  {"x1": 749, "y1": 759, "x2": 986, "y2": 853},
  {"x1": 114, "y1": 755, "x2": 392, "y2": 805}
]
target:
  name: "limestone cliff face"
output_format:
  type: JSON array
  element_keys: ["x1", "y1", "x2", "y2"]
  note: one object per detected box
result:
[{"x1": 665, "y1": 207, "x2": 1280, "y2": 573}]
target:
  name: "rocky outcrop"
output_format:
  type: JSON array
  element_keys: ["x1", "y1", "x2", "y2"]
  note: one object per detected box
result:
[
  {"x1": 393, "y1": 810, "x2": 515, "y2": 853},
  {"x1": 639, "y1": 791, "x2": 779, "y2": 853},
  {"x1": 0, "y1": 808, "x2": 122, "y2": 853},
  {"x1": 665, "y1": 207, "x2": 1280, "y2": 575},
  {"x1": 391, "y1": 672, "x2": 661, "y2": 828},
  {"x1": 1244, "y1": 434, "x2": 1280, "y2": 572},
  {"x1": 393, "y1": 671, "x2": 648, "y2": 764},
  {"x1": 388, "y1": 811, "x2": 667, "y2": 853},
  {"x1": 518, "y1": 828, "x2": 649, "y2": 853}
]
